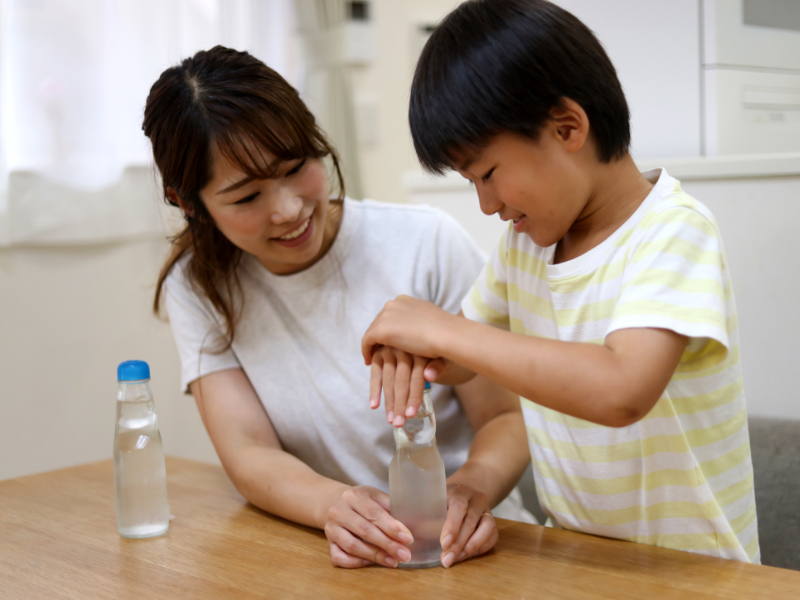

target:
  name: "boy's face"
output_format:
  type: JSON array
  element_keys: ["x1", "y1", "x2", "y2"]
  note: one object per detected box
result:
[{"x1": 453, "y1": 126, "x2": 592, "y2": 248}]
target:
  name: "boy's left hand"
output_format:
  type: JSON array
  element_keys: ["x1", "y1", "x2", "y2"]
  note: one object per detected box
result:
[
  {"x1": 440, "y1": 483, "x2": 498, "y2": 568},
  {"x1": 362, "y1": 295, "x2": 455, "y2": 365}
]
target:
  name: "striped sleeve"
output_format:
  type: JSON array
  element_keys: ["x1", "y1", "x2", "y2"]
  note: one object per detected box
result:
[
  {"x1": 461, "y1": 228, "x2": 511, "y2": 330},
  {"x1": 607, "y1": 205, "x2": 730, "y2": 351}
]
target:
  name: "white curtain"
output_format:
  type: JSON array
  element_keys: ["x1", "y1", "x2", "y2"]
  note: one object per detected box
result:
[
  {"x1": 294, "y1": 0, "x2": 363, "y2": 200},
  {"x1": 0, "y1": 0, "x2": 297, "y2": 246}
]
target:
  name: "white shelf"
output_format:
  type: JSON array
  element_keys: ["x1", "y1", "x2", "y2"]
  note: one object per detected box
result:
[{"x1": 403, "y1": 152, "x2": 800, "y2": 193}]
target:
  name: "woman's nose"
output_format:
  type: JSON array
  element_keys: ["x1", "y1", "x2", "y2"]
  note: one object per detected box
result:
[{"x1": 270, "y1": 189, "x2": 303, "y2": 224}]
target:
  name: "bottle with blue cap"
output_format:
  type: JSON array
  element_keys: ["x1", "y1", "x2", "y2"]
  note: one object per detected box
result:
[
  {"x1": 113, "y1": 360, "x2": 169, "y2": 538},
  {"x1": 388, "y1": 380, "x2": 448, "y2": 568}
]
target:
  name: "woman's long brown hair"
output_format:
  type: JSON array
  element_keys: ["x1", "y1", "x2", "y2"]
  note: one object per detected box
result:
[{"x1": 143, "y1": 46, "x2": 345, "y2": 351}]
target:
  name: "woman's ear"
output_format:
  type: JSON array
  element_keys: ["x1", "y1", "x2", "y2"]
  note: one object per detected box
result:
[
  {"x1": 166, "y1": 187, "x2": 194, "y2": 218},
  {"x1": 549, "y1": 97, "x2": 589, "y2": 154}
]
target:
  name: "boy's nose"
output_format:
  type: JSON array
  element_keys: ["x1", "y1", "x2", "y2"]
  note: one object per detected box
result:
[{"x1": 478, "y1": 189, "x2": 503, "y2": 217}]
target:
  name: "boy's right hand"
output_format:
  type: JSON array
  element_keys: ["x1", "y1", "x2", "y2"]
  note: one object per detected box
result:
[
  {"x1": 369, "y1": 346, "x2": 448, "y2": 427},
  {"x1": 325, "y1": 485, "x2": 414, "y2": 568}
]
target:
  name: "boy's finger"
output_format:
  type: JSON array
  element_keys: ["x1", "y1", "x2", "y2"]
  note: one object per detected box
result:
[
  {"x1": 392, "y1": 352, "x2": 413, "y2": 428},
  {"x1": 423, "y1": 358, "x2": 448, "y2": 382},
  {"x1": 369, "y1": 360, "x2": 384, "y2": 409},
  {"x1": 459, "y1": 514, "x2": 496, "y2": 561},
  {"x1": 440, "y1": 495, "x2": 468, "y2": 556},
  {"x1": 406, "y1": 356, "x2": 428, "y2": 418},
  {"x1": 447, "y1": 502, "x2": 483, "y2": 563}
]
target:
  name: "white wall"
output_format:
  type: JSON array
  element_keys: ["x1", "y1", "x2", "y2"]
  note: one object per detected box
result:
[
  {"x1": 351, "y1": 0, "x2": 462, "y2": 205},
  {"x1": 553, "y1": 0, "x2": 702, "y2": 159},
  {"x1": 0, "y1": 238, "x2": 218, "y2": 480}
]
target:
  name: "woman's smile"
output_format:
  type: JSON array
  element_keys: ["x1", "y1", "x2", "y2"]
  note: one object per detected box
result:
[{"x1": 272, "y1": 215, "x2": 314, "y2": 247}]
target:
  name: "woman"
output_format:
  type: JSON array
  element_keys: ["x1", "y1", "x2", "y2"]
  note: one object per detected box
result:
[{"x1": 143, "y1": 46, "x2": 532, "y2": 569}]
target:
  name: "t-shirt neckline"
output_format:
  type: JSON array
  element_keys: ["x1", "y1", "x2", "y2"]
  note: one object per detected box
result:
[{"x1": 545, "y1": 168, "x2": 672, "y2": 280}]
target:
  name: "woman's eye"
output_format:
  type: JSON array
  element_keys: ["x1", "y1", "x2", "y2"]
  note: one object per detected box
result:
[
  {"x1": 286, "y1": 159, "x2": 306, "y2": 177},
  {"x1": 481, "y1": 168, "x2": 495, "y2": 184},
  {"x1": 234, "y1": 193, "x2": 258, "y2": 205}
]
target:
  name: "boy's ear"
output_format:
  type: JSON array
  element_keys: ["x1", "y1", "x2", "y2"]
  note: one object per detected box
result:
[
  {"x1": 166, "y1": 187, "x2": 194, "y2": 218},
  {"x1": 549, "y1": 98, "x2": 589, "y2": 154}
]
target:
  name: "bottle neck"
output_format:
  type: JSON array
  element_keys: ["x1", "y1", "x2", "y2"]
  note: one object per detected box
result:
[
  {"x1": 117, "y1": 381, "x2": 153, "y2": 403},
  {"x1": 394, "y1": 389, "x2": 437, "y2": 448}
]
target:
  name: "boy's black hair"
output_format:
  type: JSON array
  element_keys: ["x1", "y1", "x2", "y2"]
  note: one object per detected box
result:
[{"x1": 410, "y1": 0, "x2": 630, "y2": 174}]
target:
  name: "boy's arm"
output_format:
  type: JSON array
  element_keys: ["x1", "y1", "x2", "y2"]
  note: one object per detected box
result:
[
  {"x1": 439, "y1": 375, "x2": 529, "y2": 567},
  {"x1": 363, "y1": 295, "x2": 687, "y2": 428}
]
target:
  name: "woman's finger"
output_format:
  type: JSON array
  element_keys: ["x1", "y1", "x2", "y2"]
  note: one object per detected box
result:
[
  {"x1": 351, "y1": 489, "x2": 414, "y2": 549},
  {"x1": 382, "y1": 353, "x2": 398, "y2": 423},
  {"x1": 369, "y1": 353, "x2": 384, "y2": 410},
  {"x1": 344, "y1": 511, "x2": 412, "y2": 565},
  {"x1": 329, "y1": 541, "x2": 373, "y2": 569},
  {"x1": 391, "y1": 351, "x2": 413, "y2": 427},
  {"x1": 405, "y1": 355, "x2": 428, "y2": 419},
  {"x1": 329, "y1": 526, "x2": 399, "y2": 568}
]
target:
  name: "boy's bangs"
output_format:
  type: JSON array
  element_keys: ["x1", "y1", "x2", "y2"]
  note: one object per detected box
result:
[
  {"x1": 213, "y1": 107, "x2": 328, "y2": 179},
  {"x1": 410, "y1": 0, "x2": 630, "y2": 172}
]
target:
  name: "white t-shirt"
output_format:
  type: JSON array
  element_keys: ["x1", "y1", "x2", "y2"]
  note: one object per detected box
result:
[{"x1": 166, "y1": 198, "x2": 486, "y2": 492}]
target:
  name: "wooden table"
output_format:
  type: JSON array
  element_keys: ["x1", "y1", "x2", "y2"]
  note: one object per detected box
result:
[{"x1": 2, "y1": 458, "x2": 799, "y2": 599}]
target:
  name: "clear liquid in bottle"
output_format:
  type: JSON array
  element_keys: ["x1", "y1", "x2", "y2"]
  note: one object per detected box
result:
[
  {"x1": 113, "y1": 361, "x2": 170, "y2": 539},
  {"x1": 389, "y1": 384, "x2": 448, "y2": 568}
]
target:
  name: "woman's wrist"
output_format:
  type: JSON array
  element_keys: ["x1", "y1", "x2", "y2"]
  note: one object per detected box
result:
[{"x1": 314, "y1": 481, "x2": 351, "y2": 529}]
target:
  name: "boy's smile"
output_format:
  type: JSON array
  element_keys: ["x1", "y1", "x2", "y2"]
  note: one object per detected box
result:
[
  {"x1": 453, "y1": 122, "x2": 591, "y2": 250},
  {"x1": 452, "y1": 99, "x2": 653, "y2": 263}
]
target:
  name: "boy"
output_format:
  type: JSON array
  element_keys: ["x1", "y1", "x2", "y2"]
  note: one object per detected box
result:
[{"x1": 363, "y1": 0, "x2": 759, "y2": 563}]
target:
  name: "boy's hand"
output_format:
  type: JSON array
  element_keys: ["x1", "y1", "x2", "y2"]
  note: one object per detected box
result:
[
  {"x1": 440, "y1": 484, "x2": 498, "y2": 568},
  {"x1": 325, "y1": 485, "x2": 415, "y2": 568},
  {"x1": 362, "y1": 296, "x2": 456, "y2": 365}
]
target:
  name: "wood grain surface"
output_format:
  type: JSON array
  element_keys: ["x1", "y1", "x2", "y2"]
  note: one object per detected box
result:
[{"x1": 1, "y1": 457, "x2": 798, "y2": 599}]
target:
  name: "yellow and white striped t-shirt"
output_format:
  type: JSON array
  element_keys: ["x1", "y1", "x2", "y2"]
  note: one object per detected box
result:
[{"x1": 462, "y1": 169, "x2": 759, "y2": 563}]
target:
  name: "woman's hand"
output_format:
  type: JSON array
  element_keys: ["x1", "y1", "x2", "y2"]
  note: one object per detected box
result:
[
  {"x1": 370, "y1": 346, "x2": 439, "y2": 427},
  {"x1": 439, "y1": 483, "x2": 499, "y2": 568},
  {"x1": 325, "y1": 486, "x2": 415, "y2": 569}
]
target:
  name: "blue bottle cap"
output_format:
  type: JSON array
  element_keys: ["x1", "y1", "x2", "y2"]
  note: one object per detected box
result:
[
  {"x1": 424, "y1": 381, "x2": 432, "y2": 390},
  {"x1": 118, "y1": 360, "x2": 150, "y2": 382}
]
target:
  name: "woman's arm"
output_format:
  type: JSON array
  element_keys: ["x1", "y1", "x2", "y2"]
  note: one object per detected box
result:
[
  {"x1": 439, "y1": 374, "x2": 530, "y2": 567},
  {"x1": 191, "y1": 368, "x2": 413, "y2": 568}
]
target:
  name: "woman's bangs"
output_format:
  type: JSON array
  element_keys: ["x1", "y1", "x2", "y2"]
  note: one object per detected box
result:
[{"x1": 213, "y1": 108, "x2": 328, "y2": 179}]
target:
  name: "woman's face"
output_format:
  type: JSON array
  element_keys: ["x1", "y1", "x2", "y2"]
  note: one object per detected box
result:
[{"x1": 197, "y1": 145, "x2": 335, "y2": 275}]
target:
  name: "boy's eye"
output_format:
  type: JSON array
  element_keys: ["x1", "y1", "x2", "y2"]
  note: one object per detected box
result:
[
  {"x1": 234, "y1": 192, "x2": 259, "y2": 205},
  {"x1": 286, "y1": 159, "x2": 306, "y2": 177},
  {"x1": 481, "y1": 168, "x2": 495, "y2": 184}
]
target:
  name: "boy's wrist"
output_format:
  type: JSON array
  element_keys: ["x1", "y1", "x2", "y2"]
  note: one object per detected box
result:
[{"x1": 432, "y1": 310, "x2": 465, "y2": 360}]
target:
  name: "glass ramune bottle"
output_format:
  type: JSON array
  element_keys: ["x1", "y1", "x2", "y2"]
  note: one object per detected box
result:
[
  {"x1": 113, "y1": 360, "x2": 170, "y2": 538},
  {"x1": 389, "y1": 381, "x2": 448, "y2": 568}
]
